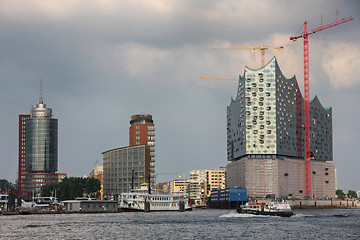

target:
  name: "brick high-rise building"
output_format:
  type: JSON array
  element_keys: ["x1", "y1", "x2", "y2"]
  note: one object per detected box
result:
[
  {"x1": 18, "y1": 114, "x2": 30, "y2": 199},
  {"x1": 129, "y1": 114, "x2": 155, "y2": 187}
]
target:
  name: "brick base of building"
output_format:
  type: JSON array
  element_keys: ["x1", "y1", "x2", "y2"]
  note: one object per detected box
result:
[{"x1": 227, "y1": 157, "x2": 336, "y2": 199}]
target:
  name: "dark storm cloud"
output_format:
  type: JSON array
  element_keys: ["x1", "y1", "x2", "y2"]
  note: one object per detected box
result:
[{"x1": 0, "y1": 0, "x2": 359, "y2": 191}]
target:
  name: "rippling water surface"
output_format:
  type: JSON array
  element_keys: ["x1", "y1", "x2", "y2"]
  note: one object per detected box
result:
[{"x1": 1, "y1": 208, "x2": 360, "y2": 239}]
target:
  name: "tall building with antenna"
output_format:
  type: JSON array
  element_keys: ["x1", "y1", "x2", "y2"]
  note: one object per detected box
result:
[{"x1": 19, "y1": 81, "x2": 59, "y2": 200}]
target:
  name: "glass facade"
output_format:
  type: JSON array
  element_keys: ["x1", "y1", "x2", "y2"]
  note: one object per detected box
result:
[
  {"x1": 26, "y1": 118, "x2": 58, "y2": 172},
  {"x1": 103, "y1": 145, "x2": 147, "y2": 197},
  {"x1": 227, "y1": 57, "x2": 332, "y2": 161},
  {"x1": 22, "y1": 99, "x2": 58, "y2": 200}
]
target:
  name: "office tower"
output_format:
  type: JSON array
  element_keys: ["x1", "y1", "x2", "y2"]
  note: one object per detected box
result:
[
  {"x1": 102, "y1": 114, "x2": 155, "y2": 198},
  {"x1": 22, "y1": 89, "x2": 58, "y2": 199},
  {"x1": 129, "y1": 114, "x2": 155, "y2": 187},
  {"x1": 103, "y1": 145, "x2": 148, "y2": 198}
]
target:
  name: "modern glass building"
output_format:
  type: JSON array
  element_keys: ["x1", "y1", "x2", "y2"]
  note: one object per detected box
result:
[
  {"x1": 102, "y1": 114, "x2": 155, "y2": 199},
  {"x1": 227, "y1": 57, "x2": 332, "y2": 161},
  {"x1": 23, "y1": 97, "x2": 58, "y2": 199},
  {"x1": 226, "y1": 57, "x2": 335, "y2": 198},
  {"x1": 102, "y1": 145, "x2": 148, "y2": 198}
]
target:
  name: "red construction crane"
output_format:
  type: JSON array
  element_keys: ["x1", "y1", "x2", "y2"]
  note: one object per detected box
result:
[{"x1": 290, "y1": 10, "x2": 353, "y2": 197}]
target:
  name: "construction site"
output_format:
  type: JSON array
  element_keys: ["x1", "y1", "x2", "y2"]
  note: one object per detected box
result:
[{"x1": 209, "y1": 10, "x2": 354, "y2": 199}]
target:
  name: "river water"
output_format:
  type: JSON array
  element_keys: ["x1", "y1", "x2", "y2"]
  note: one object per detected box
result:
[{"x1": 1, "y1": 208, "x2": 359, "y2": 239}]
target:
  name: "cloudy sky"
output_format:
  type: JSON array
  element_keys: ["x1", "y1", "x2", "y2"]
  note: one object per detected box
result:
[{"x1": 1, "y1": 0, "x2": 359, "y2": 191}]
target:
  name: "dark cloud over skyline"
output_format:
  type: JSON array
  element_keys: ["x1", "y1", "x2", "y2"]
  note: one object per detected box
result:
[{"x1": 1, "y1": 0, "x2": 359, "y2": 191}]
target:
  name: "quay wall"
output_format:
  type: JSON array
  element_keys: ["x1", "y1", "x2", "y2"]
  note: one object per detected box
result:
[
  {"x1": 209, "y1": 199, "x2": 359, "y2": 209},
  {"x1": 288, "y1": 199, "x2": 359, "y2": 209}
]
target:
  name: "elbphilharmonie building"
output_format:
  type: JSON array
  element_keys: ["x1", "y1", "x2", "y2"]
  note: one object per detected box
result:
[{"x1": 226, "y1": 57, "x2": 336, "y2": 198}]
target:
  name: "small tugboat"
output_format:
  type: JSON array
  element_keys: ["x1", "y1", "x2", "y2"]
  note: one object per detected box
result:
[{"x1": 237, "y1": 201, "x2": 294, "y2": 217}]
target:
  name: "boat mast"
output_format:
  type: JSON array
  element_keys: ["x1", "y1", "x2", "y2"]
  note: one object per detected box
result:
[
  {"x1": 148, "y1": 169, "x2": 151, "y2": 194},
  {"x1": 131, "y1": 170, "x2": 134, "y2": 192}
]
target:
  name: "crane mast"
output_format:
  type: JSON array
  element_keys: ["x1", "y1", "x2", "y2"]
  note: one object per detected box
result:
[
  {"x1": 213, "y1": 45, "x2": 283, "y2": 67},
  {"x1": 290, "y1": 10, "x2": 353, "y2": 197}
]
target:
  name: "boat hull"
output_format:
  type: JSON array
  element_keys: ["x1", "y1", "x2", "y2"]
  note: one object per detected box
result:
[
  {"x1": 120, "y1": 207, "x2": 192, "y2": 212},
  {"x1": 237, "y1": 208, "x2": 294, "y2": 217}
]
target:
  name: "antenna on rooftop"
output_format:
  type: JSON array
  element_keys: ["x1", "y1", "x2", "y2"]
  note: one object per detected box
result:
[{"x1": 39, "y1": 79, "x2": 43, "y2": 104}]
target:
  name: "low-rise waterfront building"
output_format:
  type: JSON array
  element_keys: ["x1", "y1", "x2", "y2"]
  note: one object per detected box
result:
[
  {"x1": 170, "y1": 179, "x2": 190, "y2": 194},
  {"x1": 189, "y1": 170, "x2": 208, "y2": 206},
  {"x1": 89, "y1": 165, "x2": 103, "y2": 199},
  {"x1": 61, "y1": 199, "x2": 118, "y2": 212},
  {"x1": 209, "y1": 188, "x2": 247, "y2": 209},
  {"x1": 205, "y1": 169, "x2": 226, "y2": 197},
  {"x1": 188, "y1": 168, "x2": 226, "y2": 207}
]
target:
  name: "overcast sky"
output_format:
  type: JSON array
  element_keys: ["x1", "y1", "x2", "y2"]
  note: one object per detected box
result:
[{"x1": 1, "y1": 0, "x2": 359, "y2": 191}]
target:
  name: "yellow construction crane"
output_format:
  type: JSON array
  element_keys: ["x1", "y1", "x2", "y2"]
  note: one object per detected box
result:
[{"x1": 213, "y1": 45, "x2": 284, "y2": 68}]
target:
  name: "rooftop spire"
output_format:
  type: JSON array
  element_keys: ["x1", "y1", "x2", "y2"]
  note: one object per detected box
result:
[{"x1": 39, "y1": 79, "x2": 43, "y2": 104}]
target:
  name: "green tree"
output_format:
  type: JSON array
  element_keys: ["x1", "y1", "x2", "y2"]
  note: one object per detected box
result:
[
  {"x1": 347, "y1": 190, "x2": 358, "y2": 199},
  {"x1": 41, "y1": 183, "x2": 58, "y2": 197},
  {"x1": 41, "y1": 177, "x2": 101, "y2": 201},
  {"x1": 335, "y1": 189, "x2": 346, "y2": 200},
  {"x1": 85, "y1": 177, "x2": 101, "y2": 198}
]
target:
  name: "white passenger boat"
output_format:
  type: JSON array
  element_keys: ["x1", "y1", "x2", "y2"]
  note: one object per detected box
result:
[
  {"x1": 21, "y1": 197, "x2": 59, "y2": 210},
  {"x1": 237, "y1": 201, "x2": 294, "y2": 217},
  {"x1": 119, "y1": 192, "x2": 192, "y2": 212}
]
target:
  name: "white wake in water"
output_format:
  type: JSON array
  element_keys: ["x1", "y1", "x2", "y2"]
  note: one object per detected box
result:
[{"x1": 220, "y1": 211, "x2": 270, "y2": 218}]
